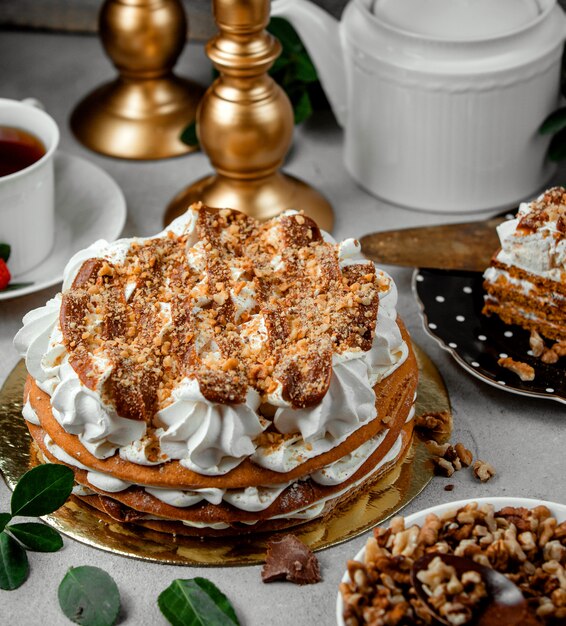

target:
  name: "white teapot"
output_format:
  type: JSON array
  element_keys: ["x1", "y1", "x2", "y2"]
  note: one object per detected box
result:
[{"x1": 272, "y1": 0, "x2": 566, "y2": 212}]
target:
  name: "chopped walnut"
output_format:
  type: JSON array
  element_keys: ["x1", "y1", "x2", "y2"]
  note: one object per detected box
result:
[
  {"x1": 426, "y1": 441, "x2": 473, "y2": 477},
  {"x1": 498, "y1": 356, "x2": 535, "y2": 381},
  {"x1": 416, "y1": 556, "x2": 488, "y2": 625},
  {"x1": 340, "y1": 503, "x2": 566, "y2": 625},
  {"x1": 454, "y1": 443, "x2": 473, "y2": 467},
  {"x1": 414, "y1": 410, "x2": 452, "y2": 443},
  {"x1": 540, "y1": 340, "x2": 566, "y2": 364},
  {"x1": 528, "y1": 331, "x2": 565, "y2": 364},
  {"x1": 436, "y1": 457, "x2": 456, "y2": 477},
  {"x1": 472, "y1": 460, "x2": 496, "y2": 482},
  {"x1": 530, "y1": 330, "x2": 545, "y2": 358}
]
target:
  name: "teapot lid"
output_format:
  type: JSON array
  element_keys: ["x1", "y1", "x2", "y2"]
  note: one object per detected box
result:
[{"x1": 372, "y1": 0, "x2": 545, "y2": 40}]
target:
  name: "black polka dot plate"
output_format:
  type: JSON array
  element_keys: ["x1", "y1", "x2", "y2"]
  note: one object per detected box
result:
[{"x1": 412, "y1": 268, "x2": 566, "y2": 404}]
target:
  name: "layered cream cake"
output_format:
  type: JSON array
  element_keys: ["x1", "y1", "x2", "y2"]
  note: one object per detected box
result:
[
  {"x1": 483, "y1": 187, "x2": 566, "y2": 343},
  {"x1": 15, "y1": 205, "x2": 418, "y2": 536}
]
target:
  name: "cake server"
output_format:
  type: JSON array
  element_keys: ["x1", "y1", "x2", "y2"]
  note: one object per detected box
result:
[{"x1": 360, "y1": 215, "x2": 506, "y2": 272}]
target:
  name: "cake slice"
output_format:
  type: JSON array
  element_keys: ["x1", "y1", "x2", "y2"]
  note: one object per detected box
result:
[{"x1": 483, "y1": 187, "x2": 566, "y2": 343}]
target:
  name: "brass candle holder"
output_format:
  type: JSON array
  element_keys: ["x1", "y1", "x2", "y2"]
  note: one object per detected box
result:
[
  {"x1": 164, "y1": 0, "x2": 334, "y2": 230},
  {"x1": 70, "y1": 0, "x2": 205, "y2": 160}
]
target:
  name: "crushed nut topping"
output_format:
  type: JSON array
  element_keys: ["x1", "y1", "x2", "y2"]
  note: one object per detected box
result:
[
  {"x1": 59, "y1": 205, "x2": 381, "y2": 423},
  {"x1": 518, "y1": 187, "x2": 566, "y2": 238}
]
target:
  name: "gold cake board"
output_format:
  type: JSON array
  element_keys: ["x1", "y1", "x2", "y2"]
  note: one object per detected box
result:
[{"x1": 0, "y1": 345, "x2": 449, "y2": 566}]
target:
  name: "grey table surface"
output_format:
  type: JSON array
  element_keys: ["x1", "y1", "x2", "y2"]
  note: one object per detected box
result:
[{"x1": 1, "y1": 30, "x2": 565, "y2": 626}]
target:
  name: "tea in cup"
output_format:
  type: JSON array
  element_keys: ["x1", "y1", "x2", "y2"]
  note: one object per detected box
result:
[{"x1": 0, "y1": 98, "x2": 59, "y2": 276}]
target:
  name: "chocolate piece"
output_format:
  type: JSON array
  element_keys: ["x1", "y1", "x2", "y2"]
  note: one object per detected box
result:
[{"x1": 261, "y1": 534, "x2": 321, "y2": 585}]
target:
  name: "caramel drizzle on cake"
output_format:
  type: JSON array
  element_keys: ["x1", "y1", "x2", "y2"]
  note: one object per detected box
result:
[{"x1": 59, "y1": 206, "x2": 380, "y2": 425}]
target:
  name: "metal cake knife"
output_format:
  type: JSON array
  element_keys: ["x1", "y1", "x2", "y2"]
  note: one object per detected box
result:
[{"x1": 360, "y1": 215, "x2": 506, "y2": 272}]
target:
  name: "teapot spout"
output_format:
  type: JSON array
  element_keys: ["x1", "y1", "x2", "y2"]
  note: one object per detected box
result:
[{"x1": 271, "y1": 0, "x2": 347, "y2": 127}]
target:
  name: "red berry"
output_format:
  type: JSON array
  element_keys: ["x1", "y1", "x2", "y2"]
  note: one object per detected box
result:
[{"x1": 0, "y1": 258, "x2": 11, "y2": 290}]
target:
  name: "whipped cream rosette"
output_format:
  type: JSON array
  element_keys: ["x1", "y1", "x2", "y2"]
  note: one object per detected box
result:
[{"x1": 15, "y1": 205, "x2": 418, "y2": 535}]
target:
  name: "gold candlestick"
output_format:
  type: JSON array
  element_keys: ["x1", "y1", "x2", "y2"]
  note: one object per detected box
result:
[
  {"x1": 71, "y1": 0, "x2": 205, "y2": 160},
  {"x1": 164, "y1": 0, "x2": 334, "y2": 230}
]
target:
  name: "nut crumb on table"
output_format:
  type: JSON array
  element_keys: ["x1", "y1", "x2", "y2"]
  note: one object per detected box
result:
[
  {"x1": 426, "y1": 441, "x2": 473, "y2": 477},
  {"x1": 472, "y1": 460, "x2": 496, "y2": 482}
]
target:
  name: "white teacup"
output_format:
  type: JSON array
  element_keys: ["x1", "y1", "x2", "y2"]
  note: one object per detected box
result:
[{"x1": 0, "y1": 98, "x2": 59, "y2": 276}]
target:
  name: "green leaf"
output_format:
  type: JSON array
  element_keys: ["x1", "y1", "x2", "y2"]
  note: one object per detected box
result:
[
  {"x1": 1, "y1": 282, "x2": 34, "y2": 292},
  {"x1": 11, "y1": 464, "x2": 74, "y2": 517},
  {"x1": 540, "y1": 107, "x2": 566, "y2": 135},
  {"x1": 0, "y1": 243, "x2": 10, "y2": 262},
  {"x1": 7, "y1": 522, "x2": 63, "y2": 552},
  {"x1": 292, "y1": 90, "x2": 313, "y2": 125},
  {"x1": 158, "y1": 578, "x2": 240, "y2": 626},
  {"x1": 266, "y1": 17, "x2": 325, "y2": 125},
  {"x1": 180, "y1": 121, "x2": 199, "y2": 148},
  {"x1": 268, "y1": 17, "x2": 303, "y2": 53},
  {"x1": 0, "y1": 513, "x2": 11, "y2": 532},
  {"x1": 270, "y1": 54, "x2": 291, "y2": 74},
  {"x1": 0, "y1": 531, "x2": 29, "y2": 590},
  {"x1": 292, "y1": 53, "x2": 318, "y2": 84},
  {"x1": 58, "y1": 566, "x2": 120, "y2": 626},
  {"x1": 548, "y1": 126, "x2": 566, "y2": 161}
]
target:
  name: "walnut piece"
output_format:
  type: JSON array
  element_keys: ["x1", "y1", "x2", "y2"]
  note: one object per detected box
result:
[
  {"x1": 541, "y1": 349, "x2": 559, "y2": 364},
  {"x1": 497, "y1": 356, "x2": 535, "y2": 381},
  {"x1": 426, "y1": 441, "x2": 473, "y2": 477},
  {"x1": 472, "y1": 460, "x2": 496, "y2": 482},
  {"x1": 530, "y1": 330, "x2": 545, "y2": 358},
  {"x1": 541, "y1": 340, "x2": 566, "y2": 364},
  {"x1": 415, "y1": 410, "x2": 452, "y2": 443},
  {"x1": 455, "y1": 443, "x2": 473, "y2": 467},
  {"x1": 340, "y1": 503, "x2": 566, "y2": 625},
  {"x1": 416, "y1": 556, "x2": 488, "y2": 625},
  {"x1": 528, "y1": 331, "x2": 565, "y2": 364}
]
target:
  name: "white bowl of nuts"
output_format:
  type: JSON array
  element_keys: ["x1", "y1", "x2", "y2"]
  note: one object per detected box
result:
[{"x1": 337, "y1": 497, "x2": 566, "y2": 625}]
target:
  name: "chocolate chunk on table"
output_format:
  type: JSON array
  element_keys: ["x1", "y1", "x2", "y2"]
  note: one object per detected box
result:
[{"x1": 261, "y1": 534, "x2": 321, "y2": 585}]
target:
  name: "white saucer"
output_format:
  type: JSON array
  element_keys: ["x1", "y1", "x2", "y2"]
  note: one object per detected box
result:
[{"x1": 0, "y1": 152, "x2": 126, "y2": 301}]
